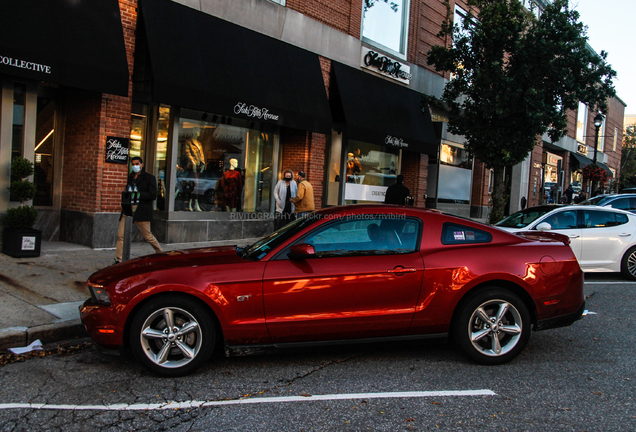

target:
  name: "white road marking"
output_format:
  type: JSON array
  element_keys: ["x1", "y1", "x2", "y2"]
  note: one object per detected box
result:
[
  {"x1": 0, "y1": 390, "x2": 496, "y2": 411},
  {"x1": 585, "y1": 281, "x2": 636, "y2": 284}
]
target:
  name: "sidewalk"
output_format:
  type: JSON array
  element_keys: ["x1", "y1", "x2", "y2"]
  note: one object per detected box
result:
[{"x1": 0, "y1": 238, "x2": 258, "y2": 352}]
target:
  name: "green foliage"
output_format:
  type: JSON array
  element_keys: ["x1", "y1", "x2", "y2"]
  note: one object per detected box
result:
[
  {"x1": 3, "y1": 206, "x2": 38, "y2": 230},
  {"x1": 8, "y1": 180, "x2": 37, "y2": 204},
  {"x1": 10, "y1": 157, "x2": 34, "y2": 180},
  {"x1": 426, "y1": 0, "x2": 616, "y2": 221},
  {"x1": 4, "y1": 157, "x2": 38, "y2": 229},
  {"x1": 620, "y1": 125, "x2": 636, "y2": 188}
]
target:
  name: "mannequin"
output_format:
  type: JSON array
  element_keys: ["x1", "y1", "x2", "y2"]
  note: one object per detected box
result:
[
  {"x1": 183, "y1": 136, "x2": 205, "y2": 211},
  {"x1": 220, "y1": 158, "x2": 242, "y2": 212}
]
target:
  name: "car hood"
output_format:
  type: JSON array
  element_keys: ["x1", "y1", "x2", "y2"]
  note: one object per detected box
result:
[{"x1": 88, "y1": 246, "x2": 246, "y2": 286}]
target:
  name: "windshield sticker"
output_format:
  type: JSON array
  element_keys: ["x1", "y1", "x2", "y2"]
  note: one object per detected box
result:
[
  {"x1": 258, "y1": 253, "x2": 267, "y2": 259},
  {"x1": 453, "y1": 231, "x2": 465, "y2": 241},
  {"x1": 465, "y1": 231, "x2": 475, "y2": 240}
]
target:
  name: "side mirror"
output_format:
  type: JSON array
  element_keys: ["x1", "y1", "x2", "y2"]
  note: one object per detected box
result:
[
  {"x1": 536, "y1": 222, "x2": 552, "y2": 231},
  {"x1": 287, "y1": 243, "x2": 316, "y2": 260}
]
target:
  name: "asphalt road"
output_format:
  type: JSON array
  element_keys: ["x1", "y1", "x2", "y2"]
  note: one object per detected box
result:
[{"x1": 0, "y1": 276, "x2": 634, "y2": 431}]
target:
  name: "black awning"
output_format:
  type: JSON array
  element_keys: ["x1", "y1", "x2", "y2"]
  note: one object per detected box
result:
[
  {"x1": 330, "y1": 62, "x2": 438, "y2": 155},
  {"x1": 0, "y1": 0, "x2": 129, "y2": 96},
  {"x1": 138, "y1": 0, "x2": 331, "y2": 134},
  {"x1": 571, "y1": 152, "x2": 593, "y2": 168}
]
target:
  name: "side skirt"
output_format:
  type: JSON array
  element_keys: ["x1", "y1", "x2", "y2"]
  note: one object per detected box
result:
[{"x1": 224, "y1": 333, "x2": 448, "y2": 357}]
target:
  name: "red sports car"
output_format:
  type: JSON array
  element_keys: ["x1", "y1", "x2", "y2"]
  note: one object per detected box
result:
[{"x1": 80, "y1": 205, "x2": 586, "y2": 376}]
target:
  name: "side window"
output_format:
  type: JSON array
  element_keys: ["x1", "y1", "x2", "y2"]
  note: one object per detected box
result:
[
  {"x1": 541, "y1": 210, "x2": 578, "y2": 230},
  {"x1": 606, "y1": 198, "x2": 630, "y2": 211},
  {"x1": 302, "y1": 216, "x2": 421, "y2": 257},
  {"x1": 583, "y1": 210, "x2": 627, "y2": 228},
  {"x1": 441, "y1": 223, "x2": 492, "y2": 245}
]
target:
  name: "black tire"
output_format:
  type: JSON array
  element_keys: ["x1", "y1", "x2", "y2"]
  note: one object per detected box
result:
[
  {"x1": 130, "y1": 295, "x2": 216, "y2": 377},
  {"x1": 621, "y1": 247, "x2": 636, "y2": 281},
  {"x1": 453, "y1": 288, "x2": 531, "y2": 365}
]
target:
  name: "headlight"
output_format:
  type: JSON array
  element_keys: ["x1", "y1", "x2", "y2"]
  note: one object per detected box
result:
[{"x1": 88, "y1": 282, "x2": 111, "y2": 306}]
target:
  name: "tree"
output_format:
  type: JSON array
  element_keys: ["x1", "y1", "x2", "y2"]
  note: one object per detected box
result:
[
  {"x1": 426, "y1": 0, "x2": 616, "y2": 223},
  {"x1": 620, "y1": 124, "x2": 636, "y2": 188}
]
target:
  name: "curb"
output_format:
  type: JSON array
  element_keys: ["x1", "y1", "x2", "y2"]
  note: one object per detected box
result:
[{"x1": 0, "y1": 319, "x2": 88, "y2": 352}]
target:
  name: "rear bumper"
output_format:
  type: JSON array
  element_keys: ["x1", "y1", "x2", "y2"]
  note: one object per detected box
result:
[{"x1": 534, "y1": 301, "x2": 586, "y2": 331}]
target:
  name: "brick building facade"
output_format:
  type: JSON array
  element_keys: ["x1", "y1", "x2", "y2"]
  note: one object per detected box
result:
[{"x1": 0, "y1": 0, "x2": 624, "y2": 248}]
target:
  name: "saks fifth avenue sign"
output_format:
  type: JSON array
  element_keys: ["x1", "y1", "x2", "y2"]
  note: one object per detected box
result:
[
  {"x1": 361, "y1": 48, "x2": 412, "y2": 84},
  {"x1": 386, "y1": 135, "x2": 409, "y2": 149},
  {"x1": 234, "y1": 102, "x2": 280, "y2": 121},
  {"x1": 105, "y1": 136, "x2": 130, "y2": 164},
  {"x1": 0, "y1": 55, "x2": 51, "y2": 74}
]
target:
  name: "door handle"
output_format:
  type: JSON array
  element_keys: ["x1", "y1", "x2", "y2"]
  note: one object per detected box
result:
[
  {"x1": 619, "y1": 233, "x2": 632, "y2": 237},
  {"x1": 387, "y1": 267, "x2": 417, "y2": 274},
  {"x1": 568, "y1": 235, "x2": 580, "y2": 238}
]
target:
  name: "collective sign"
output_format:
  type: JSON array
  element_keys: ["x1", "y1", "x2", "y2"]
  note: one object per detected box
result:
[
  {"x1": 361, "y1": 48, "x2": 412, "y2": 84},
  {"x1": 105, "y1": 136, "x2": 130, "y2": 164}
]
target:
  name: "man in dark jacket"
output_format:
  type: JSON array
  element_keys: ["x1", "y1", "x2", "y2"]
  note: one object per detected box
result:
[
  {"x1": 115, "y1": 156, "x2": 163, "y2": 263},
  {"x1": 384, "y1": 175, "x2": 410, "y2": 205}
]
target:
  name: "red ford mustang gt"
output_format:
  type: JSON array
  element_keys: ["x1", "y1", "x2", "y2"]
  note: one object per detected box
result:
[{"x1": 81, "y1": 205, "x2": 586, "y2": 376}]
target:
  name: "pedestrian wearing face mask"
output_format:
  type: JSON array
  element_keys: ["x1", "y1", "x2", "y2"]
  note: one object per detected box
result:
[
  {"x1": 114, "y1": 156, "x2": 163, "y2": 264},
  {"x1": 273, "y1": 169, "x2": 297, "y2": 230}
]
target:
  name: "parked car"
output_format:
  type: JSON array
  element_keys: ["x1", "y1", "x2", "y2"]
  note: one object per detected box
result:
[
  {"x1": 577, "y1": 194, "x2": 636, "y2": 213},
  {"x1": 496, "y1": 204, "x2": 636, "y2": 279},
  {"x1": 81, "y1": 205, "x2": 585, "y2": 376}
]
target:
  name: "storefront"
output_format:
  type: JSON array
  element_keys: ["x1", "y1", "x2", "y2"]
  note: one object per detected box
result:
[
  {"x1": 326, "y1": 62, "x2": 437, "y2": 206},
  {"x1": 131, "y1": 0, "x2": 332, "y2": 243},
  {"x1": 0, "y1": 0, "x2": 129, "y2": 240}
]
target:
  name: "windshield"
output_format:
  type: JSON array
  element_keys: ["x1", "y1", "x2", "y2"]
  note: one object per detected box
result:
[
  {"x1": 242, "y1": 215, "x2": 321, "y2": 260},
  {"x1": 578, "y1": 195, "x2": 612, "y2": 206},
  {"x1": 495, "y1": 206, "x2": 558, "y2": 228}
]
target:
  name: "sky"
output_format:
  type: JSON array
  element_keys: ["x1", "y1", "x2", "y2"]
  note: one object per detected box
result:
[{"x1": 570, "y1": 0, "x2": 636, "y2": 114}]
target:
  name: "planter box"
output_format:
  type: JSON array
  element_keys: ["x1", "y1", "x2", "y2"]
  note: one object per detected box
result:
[{"x1": 2, "y1": 228, "x2": 42, "y2": 258}]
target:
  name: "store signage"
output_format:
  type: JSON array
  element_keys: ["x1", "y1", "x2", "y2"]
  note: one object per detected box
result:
[
  {"x1": 386, "y1": 135, "x2": 409, "y2": 148},
  {"x1": 0, "y1": 55, "x2": 51, "y2": 74},
  {"x1": 345, "y1": 183, "x2": 387, "y2": 202},
  {"x1": 361, "y1": 48, "x2": 412, "y2": 84},
  {"x1": 105, "y1": 136, "x2": 130, "y2": 164},
  {"x1": 234, "y1": 102, "x2": 280, "y2": 121},
  {"x1": 577, "y1": 143, "x2": 588, "y2": 156}
]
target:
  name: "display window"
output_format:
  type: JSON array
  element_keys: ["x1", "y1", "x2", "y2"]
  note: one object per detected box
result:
[
  {"x1": 344, "y1": 140, "x2": 400, "y2": 204},
  {"x1": 174, "y1": 109, "x2": 275, "y2": 213}
]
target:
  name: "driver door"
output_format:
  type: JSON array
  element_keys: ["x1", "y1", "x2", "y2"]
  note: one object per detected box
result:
[{"x1": 262, "y1": 216, "x2": 424, "y2": 343}]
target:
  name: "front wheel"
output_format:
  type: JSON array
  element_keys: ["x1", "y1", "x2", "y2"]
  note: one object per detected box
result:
[
  {"x1": 621, "y1": 247, "x2": 636, "y2": 281},
  {"x1": 453, "y1": 288, "x2": 531, "y2": 365},
  {"x1": 130, "y1": 295, "x2": 216, "y2": 377}
]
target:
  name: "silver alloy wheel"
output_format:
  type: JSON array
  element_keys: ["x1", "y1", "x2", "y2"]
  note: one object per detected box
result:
[
  {"x1": 139, "y1": 307, "x2": 203, "y2": 369},
  {"x1": 626, "y1": 250, "x2": 636, "y2": 278},
  {"x1": 467, "y1": 299, "x2": 523, "y2": 357}
]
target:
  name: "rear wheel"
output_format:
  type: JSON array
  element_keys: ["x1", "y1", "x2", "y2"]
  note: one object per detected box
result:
[
  {"x1": 621, "y1": 247, "x2": 636, "y2": 280},
  {"x1": 454, "y1": 288, "x2": 530, "y2": 365},
  {"x1": 130, "y1": 295, "x2": 215, "y2": 377}
]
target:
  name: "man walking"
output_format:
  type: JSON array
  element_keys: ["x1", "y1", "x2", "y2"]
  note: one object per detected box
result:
[
  {"x1": 115, "y1": 156, "x2": 163, "y2": 264},
  {"x1": 290, "y1": 171, "x2": 314, "y2": 218},
  {"x1": 384, "y1": 174, "x2": 410, "y2": 205}
]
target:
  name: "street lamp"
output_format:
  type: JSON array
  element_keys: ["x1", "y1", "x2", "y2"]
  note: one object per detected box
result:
[{"x1": 592, "y1": 113, "x2": 604, "y2": 164}]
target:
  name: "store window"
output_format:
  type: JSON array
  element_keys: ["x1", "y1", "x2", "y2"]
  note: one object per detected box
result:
[
  {"x1": 155, "y1": 106, "x2": 170, "y2": 211},
  {"x1": 438, "y1": 142, "x2": 472, "y2": 204},
  {"x1": 344, "y1": 140, "x2": 399, "y2": 204},
  {"x1": 268, "y1": 0, "x2": 285, "y2": 4},
  {"x1": 576, "y1": 102, "x2": 587, "y2": 143},
  {"x1": 598, "y1": 119, "x2": 606, "y2": 152},
  {"x1": 174, "y1": 109, "x2": 274, "y2": 213},
  {"x1": 362, "y1": 0, "x2": 410, "y2": 55},
  {"x1": 11, "y1": 83, "x2": 26, "y2": 164}
]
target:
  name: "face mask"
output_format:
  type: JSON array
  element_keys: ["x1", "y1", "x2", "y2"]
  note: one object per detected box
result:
[
  {"x1": 284, "y1": 177, "x2": 292, "y2": 181},
  {"x1": 132, "y1": 165, "x2": 141, "y2": 173}
]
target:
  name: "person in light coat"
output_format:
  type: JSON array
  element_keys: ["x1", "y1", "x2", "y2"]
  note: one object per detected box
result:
[{"x1": 273, "y1": 169, "x2": 297, "y2": 230}]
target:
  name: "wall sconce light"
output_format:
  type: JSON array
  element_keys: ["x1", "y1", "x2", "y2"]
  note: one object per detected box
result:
[{"x1": 211, "y1": 115, "x2": 218, "y2": 123}]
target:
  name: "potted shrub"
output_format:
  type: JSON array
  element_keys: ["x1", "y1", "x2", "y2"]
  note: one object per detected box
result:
[{"x1": 2, "y1": 157, "x2": 41, "y2": 257}]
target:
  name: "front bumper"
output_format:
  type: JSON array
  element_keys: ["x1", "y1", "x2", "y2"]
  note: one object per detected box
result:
[
  {"x1": 534, "y1": 301, "x2": 586, "y2": 331},
  {"x1": 79, "y1": 299, "x2": 124, "y2": 349}
]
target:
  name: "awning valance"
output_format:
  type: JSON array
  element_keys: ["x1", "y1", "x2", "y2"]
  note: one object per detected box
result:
[
  {"x1": 138, "y1": 0, "x2": 332, "y2": 134},
  {"x1": 330, "y1": 62, "x2": 438, "y2": 155},
  {"x1": 0, "y1": 0, "x2": 129, "y2": 96}
]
